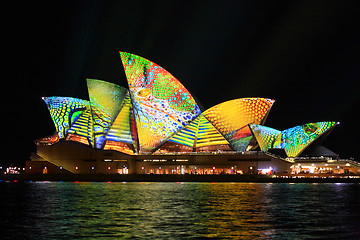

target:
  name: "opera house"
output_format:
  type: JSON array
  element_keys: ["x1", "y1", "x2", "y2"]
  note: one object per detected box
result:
[{"x1": 28, "y1": 52, "x2": 359, "y2": 176}]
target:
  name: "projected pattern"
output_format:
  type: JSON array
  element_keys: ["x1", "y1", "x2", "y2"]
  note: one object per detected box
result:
[
  {"x1": 168, "y1": 116, "x2": 200, "y2": 147},
  {"x1": 43, "y1": 97, "x2": 90, "y2": 139},
  {"x1": 87, "y1": 79, "x2": 128, "y2": 149},
  {"x1": 203, "y1": 98, "x2": 275, "y2": 151},
  {"x1": 169, "y1": 114, "x2": 229, "y2": 148},
  {"x1": 120, "y1": 51, "x2": 201, "y2": 153},
  {"x1": 106, "y1": 92, "x2": 134, "y2": 144},
  {"x1": 195, "y1": 115, "x2": 229, "y2": 148},
  {"x1": 249, "y1": 124, "x2": 282, "y2": 151},
  {"x1": 250, "y1": 122, "x2": 337, "y2": 157},
  {"x1": 282, "y1": 122, "x2": 337, "y2": 157},
  {"x1": 67, "y1": 108, "x2": 94, "y2": 147},
  {"x1": 40, "y1": 52, "x2": 338, "y2": 157}
]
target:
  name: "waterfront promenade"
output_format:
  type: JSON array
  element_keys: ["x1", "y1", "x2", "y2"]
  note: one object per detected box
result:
[{"x1": 1, "y1": 173, "x2": 360, "y2": 183}]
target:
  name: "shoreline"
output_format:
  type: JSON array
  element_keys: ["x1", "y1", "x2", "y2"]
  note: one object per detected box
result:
[{"x1": 1, "y1": 174, "x2": 360, "y2": 183}]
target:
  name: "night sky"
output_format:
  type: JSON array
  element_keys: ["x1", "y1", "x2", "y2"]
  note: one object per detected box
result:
[{"x1": 6, "y1": 0, "x2": 360, "y2": 165}]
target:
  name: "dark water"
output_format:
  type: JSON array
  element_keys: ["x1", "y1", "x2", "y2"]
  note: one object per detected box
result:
[{"x1": 1, "y1": 182, "x2": 360, "y2": 239}]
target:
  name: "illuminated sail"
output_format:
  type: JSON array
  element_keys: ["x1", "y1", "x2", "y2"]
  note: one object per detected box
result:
[
  {"x1": 249, "y1": 124, "x2": 282, "y2": 151},
  {"x1": 67, "y1": 108, "x2": 94, "y2": 147},
  {"x1": 250, "y1": 122, "x2": 338, "y2": 157},
  {"x1": 203, "y1": 98, "x2": 275, "y2": 151},
  {"x1": 169, "y1": 114, "x2": 229, "y2": 148},
  {"x1": 282, "y1": 121, "x2": 338, "y2": 157},
  {"x1": 120, "y1": 51, "x2": 201, "y2": 153},
  {"x1": 87, "y1": 79, "x2": 128, "y2": 149},
  {"x1": 39, "y1": 53, "x2": 339, "y2": 158},
  {"x1": 106, "y1": 92, "x2": 134, "y2": 144},
  {"x1": 168, "y1": 115, "x2": 200, "y2": 147},
  {"x1": 42, "y1": 97, "x2": 89, "y2": 139}
]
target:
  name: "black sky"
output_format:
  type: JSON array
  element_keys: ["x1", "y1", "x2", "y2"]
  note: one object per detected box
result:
[{"x1": 6, "y1": 0, "x2": 360, "y2": 165}]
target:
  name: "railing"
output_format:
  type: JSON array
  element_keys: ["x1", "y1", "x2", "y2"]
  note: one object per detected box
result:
[
  {"x1": 292, "y1": 156, "x2": 334, "y2": 161},
  {"x1": 153, "y1": 151, "x2": 266, "y2": 155},
  {"x1": 328, "y1": 159, "x2": 360, "y2": 168}
]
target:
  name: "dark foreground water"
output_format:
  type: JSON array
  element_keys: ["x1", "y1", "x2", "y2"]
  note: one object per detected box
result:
[{"x1": 1, "y1": 182, "x2": 360, "y2": 239}]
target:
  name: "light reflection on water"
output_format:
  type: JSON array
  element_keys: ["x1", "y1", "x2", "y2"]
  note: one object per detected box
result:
[{"x1": 1, "y1": 182, "x2": 360, "y2": 239}]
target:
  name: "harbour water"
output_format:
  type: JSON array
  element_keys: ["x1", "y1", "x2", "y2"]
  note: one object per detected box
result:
[{"x1": 1, "y1": 182, "x2": 359, "y2": 239}]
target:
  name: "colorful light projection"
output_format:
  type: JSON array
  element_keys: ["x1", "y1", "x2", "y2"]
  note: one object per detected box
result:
[
  {"x1": 203, "y1": 98, "x2": 275, "y2": 151},
  {"x1": 87, "y1": 79, "x2": 128, "y2": 149},
  {"x1": 282, "y1": 121, "x2": 338, "y2": 157},
  {"x1": 106, "y1": 92, "x2": 134, "y2": 144},
  {"x1": 67, "y1": 108, "x2": 95, "y2": 147},
  {"x1": 169, "y1": 114, "x2": 229, "y2": 149},
  {"x1": 40, "y1": 52, "x2": 339, "y2": 157},
  {"x1": 43, "y1": 97, "x2": 90, "y2": 139},
  {"x1": 168, "y1": 115, "x2": 200, "y2": 147},
  {"x1": 44, "y1": 81, "x2": 136, "y2": 153},
  {"x1": 195, "y1": 115, "x2": 229, "y2": 148},
  {"x1": 120, "y1": 51, "x2": 201, "y2": 153},
  {"x1": 249, "y1": 124, "x2": 282, "y2": 151},
  {"x1": 250, "y1": 122, "x2": 338, "y2": 157}
]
